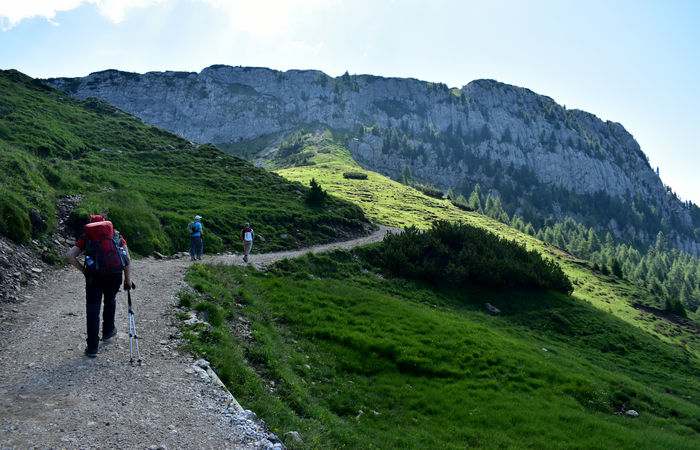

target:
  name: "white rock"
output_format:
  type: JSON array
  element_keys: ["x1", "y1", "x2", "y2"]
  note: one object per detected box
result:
[{"x1": 285, "y1": 431, "x2": 303, "y2": 443}]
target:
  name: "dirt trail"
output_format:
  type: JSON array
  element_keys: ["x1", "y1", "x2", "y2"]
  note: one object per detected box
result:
[{"x1": 0, "y1": 226, "x2": 395, "y2": 449}]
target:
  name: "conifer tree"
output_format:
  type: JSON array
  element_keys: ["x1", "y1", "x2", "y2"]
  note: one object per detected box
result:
[
  {"x1": 468, "y1": 184, "x2": 483, "y2": 212},
  {"x1": 306, "y1": 178, "x2": 327, "y2": 206},
  {"x1": 587, "y1": 228, "x2": 601, "y2": 253},
  {"x1": 401, "y1": 165, "x2": 412, "y2": 185},
  {"x1": 524, "y1": 222, "x2": 536, "y2": 236},
  {"x1": 611, "y1": 258, "x2": 623, "y2": 278}
]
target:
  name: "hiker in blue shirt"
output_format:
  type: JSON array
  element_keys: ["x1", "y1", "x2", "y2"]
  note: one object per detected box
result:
[{"x1": 189, "y1": 215, "x2": 204, "y2": 260}]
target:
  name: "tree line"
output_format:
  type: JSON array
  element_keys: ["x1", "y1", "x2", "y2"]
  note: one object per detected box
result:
[{"x1": 460, "y1": 185, "x2": 700, "y2": 314}]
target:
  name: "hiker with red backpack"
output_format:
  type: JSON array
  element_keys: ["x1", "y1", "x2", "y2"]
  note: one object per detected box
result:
[{"x1": 66, "y1": 215, "x2": 132, "y2": 358}]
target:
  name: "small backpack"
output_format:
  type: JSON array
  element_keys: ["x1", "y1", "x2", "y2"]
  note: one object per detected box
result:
[
  {"x1": 188, "y1": 221, "x2": 199, "y2": 235},
  {"x1": 83, "y1": 220, "x2": 129, "y2": 274}
]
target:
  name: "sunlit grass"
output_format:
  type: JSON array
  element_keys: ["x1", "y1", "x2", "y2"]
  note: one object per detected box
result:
[{"x1": 182, "y1": 254, "x2": 700, "y2": 449}]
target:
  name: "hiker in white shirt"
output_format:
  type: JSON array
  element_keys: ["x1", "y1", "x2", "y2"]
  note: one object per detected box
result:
[{"x1": 240, "y1": 222, "x2": 254, "y2": 262}]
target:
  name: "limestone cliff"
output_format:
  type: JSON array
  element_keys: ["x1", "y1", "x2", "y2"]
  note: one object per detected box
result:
[{"x1": 44, "y1": 66, "x2": 699, "y2": 254}]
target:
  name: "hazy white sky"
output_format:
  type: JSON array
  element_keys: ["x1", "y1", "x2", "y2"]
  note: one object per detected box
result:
[{"x1": 2, "y1": 0, "x2": 699, "y2": 204}]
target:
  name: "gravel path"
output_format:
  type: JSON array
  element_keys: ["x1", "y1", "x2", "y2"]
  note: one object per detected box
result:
[{"x1": 0, "y1": 226, "x2": 395, "y2": 449}]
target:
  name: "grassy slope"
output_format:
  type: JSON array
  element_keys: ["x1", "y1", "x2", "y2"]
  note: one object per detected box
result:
[
  {"x1": 184, "y1": 254, "x2": 699, "y2": 449},
  {"x1": 177, "y1": 131, "x2": 699, "y2": 448},
  {"x1": 0, "y1": 71, "x2": 367, "y2": 255},
  {"x1": 275, "y1": 132, "x2": 699, "y2": 356}
]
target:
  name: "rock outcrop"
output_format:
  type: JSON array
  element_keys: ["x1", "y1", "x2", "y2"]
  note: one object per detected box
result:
[{"x1": 44, "y1": 66, "x2": 699, "y2": 254}]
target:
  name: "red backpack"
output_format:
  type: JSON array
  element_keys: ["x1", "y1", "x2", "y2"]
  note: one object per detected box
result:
[{"x1": 83, "y1": 220, "x2": 129, "y2": 274}]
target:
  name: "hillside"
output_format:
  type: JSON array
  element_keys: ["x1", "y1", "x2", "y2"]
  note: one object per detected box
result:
[
  {"x1": 44, "y1": 66, "x2": 700, "y2": 255},
  {"x1": 268, "y1": 130, "x2": 699, "y2": 344},
  {"x1": 0, "y1": 69, "x2": 369, "y2": 261},
  {"x1": 177, "y1": 174, "x2": 700, "y2": 448}
]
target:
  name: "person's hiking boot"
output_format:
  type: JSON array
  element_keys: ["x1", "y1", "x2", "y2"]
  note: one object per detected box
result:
[
  {"x1": 243, "y1": 255, "x2": 248, "y2": 262},
  {"x1": 84, "y1": 347, "x2": 98, "y2": 358},
  {"x1": 102, "y1": 328, "x2": 117, "y2": 342}
]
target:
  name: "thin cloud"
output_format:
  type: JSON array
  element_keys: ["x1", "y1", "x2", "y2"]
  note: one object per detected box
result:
[
  {"x1": 0, "y1": 0, "x2": 163, "y2": 30},
  {"x1": 97, "y1": 0, "x2": 165, "y2": 24},
  {"x1": 201, "y1": 0, "x2": 336, "y2": 38},
  {"x1": 286, "y1": 39, "x2": 325, "y2": 56}
]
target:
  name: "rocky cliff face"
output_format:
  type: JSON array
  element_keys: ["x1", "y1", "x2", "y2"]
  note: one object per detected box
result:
[{"x1": 44, "y1": 66, "x2": 699, "y2": 254}]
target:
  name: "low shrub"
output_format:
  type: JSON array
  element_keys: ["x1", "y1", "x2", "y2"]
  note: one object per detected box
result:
[
  {"x1": 412, "y1": 183, "x2": 443, "y2": 198},
  {"x1": 378, "y1": 220, "x2": 573, "y2": 294},
  {"x1": 342, "y1": 171, "x2": 368, "y2": 180},
  {"x1": 664, "y1": 296, "x2": 687, "y2": 318},
  {"x1": 451, "y1": 197, "x2": 473, "y2": 211}
]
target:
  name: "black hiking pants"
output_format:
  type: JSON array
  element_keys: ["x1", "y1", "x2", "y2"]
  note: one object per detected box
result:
[{"x1": 85, "y1": 272, "x2": 122, "y2": 352}]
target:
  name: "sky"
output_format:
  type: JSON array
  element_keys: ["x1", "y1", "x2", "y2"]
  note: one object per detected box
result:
[{"x1": 1, "y1": 0, "x2": 699, "y2": 204}]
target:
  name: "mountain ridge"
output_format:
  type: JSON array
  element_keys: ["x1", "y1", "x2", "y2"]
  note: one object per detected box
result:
[{"x1": 44, "y1": 65, "x2": 700, "y2": 255}]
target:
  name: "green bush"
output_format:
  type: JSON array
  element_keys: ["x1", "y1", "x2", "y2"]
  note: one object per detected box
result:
[
  {"x1": 412, "y1": 183, "x2": 443, "y2": 198},
  {"x1": 451, "y1": 195, "x2": 473, "y2": 211},
  {"x1": 378, "y1": 220, "x2": 573, "y2": 294},
  {"x1": 306, "y1": 178, "x2": 327, "y2": 206},
  {"x1": 664, "y1": 296, "x2": 687, "y2": 318},
  {"x1": 342, "y1": 171, "x2": 368, "y2": 180},
  {"x1": 194, "y1": 301, "x2": 224, "y2": 327}
]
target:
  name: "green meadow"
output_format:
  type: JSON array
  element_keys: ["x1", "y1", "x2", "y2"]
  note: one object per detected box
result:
[
  {"x1": 274, "y1": 131, "x2": 699, "y2": 356},
  {"x1": 182, "y1": 250, "x2": 699, "y2": 448}
]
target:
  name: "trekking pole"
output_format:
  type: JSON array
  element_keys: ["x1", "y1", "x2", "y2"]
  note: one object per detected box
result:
[{"x1": 126, "y1": 282, "x2": 142, "y2": 365}]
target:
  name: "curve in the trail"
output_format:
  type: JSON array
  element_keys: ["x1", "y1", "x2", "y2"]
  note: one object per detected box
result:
[{"x1": 207, "y1": 225, "x2": 397, "y2": 268}]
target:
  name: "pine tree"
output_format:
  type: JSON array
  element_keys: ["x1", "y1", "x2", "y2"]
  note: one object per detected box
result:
[
  {"x1": 401, "y1": 165, "x2": 412, "y2": 185},
  {"x1": 587, "y1": 228, "x2": 601, "y2": 253},
  {"x1": 468, "y1": 184, "x2": 482, "y2": 212},
  {"x1": 611, "y1": 258, "x2": 623, "y2": 278},
  {"x1": 524, "y1": 222, "x2": 536, "y2": 236},
  {"x1": 654, "y1": 231, "x2": 668, "y2": 253},
  {"x1": 306, "y1": 178, "x2": 327, "y2": 206}
]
